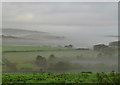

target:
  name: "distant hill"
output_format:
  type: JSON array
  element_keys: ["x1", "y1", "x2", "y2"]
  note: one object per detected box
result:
[
  {"x1": 0, "y1": 34, "x2": 21, "y2": 39},
  {"x1": 104, "y1": 35, "x2": 120, "y2": 38},
  {"x1": 2, "y1": 28, "x2": 66, "y2": 46},
  {"x1": 2, "y1": 28, "x2": 47, "y2": 37}
]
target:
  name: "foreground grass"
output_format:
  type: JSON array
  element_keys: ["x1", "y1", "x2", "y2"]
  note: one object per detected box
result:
[
  {"x1": 2, "y1": 73, "x2": 97, "y2": 84},
  {"x1": 2, "y1": 72, "x2": 120, "y2": 84}
]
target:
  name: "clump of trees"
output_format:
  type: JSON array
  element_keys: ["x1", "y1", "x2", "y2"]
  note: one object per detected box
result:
[
  {"x1": 48, "y1": 54, "x2": 56, "y2": 61},
  {"x1": 35, "y1": 54, "x2": 86, "y2": 72},
  {"x1": 35, "y1": 54, "x2": 74, "y2": 72},
  {"x1": 94, "y1": 44, "x2": 108, "y2": 51},
  {"x1": 64, "y1": 44, "x2": 73, "y2": 48},
  {"x1": 35, "y1": 54, "x2": 57, "y2": 71},
  {"x1": 94, "y1": 44, "x2": 117, "y2": 57},
  {"x1": 35, "y1": 55, "x2": 47, "y2": 67},
  {"x1": 47, "y1": 54, "x2": 57, "y2": 70}
]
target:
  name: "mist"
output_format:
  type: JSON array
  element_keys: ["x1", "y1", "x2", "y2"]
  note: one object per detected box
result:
[
  {"x1": 2, "y1": 2, "x2": 118, "y2": 73},
  {"x1": 2, "y1": 2, "x2": 118, "y2": 48}
]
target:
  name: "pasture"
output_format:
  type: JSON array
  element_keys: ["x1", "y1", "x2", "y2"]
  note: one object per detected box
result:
[{"x1": 2, "y1": 46, "x2": 118, "y2": 72}]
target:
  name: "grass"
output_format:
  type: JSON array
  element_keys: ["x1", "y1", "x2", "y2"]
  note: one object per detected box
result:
[
  {"x1": 2, "y1": 72, "x2": 120, "y2": 84},
  {"x1": 3, "y1": 49, "x2": 98, "y2": 72},
  {"x1": 16, "y1": 63, "x2": 39, "y2": 70},
  {"x1": 2, "y1": 46, "x2": 72, "y2": 52},
  {"x1": 3, "y1": 50, "x2": 98, "y2": 63},
  {"x1": 2, "y1": 73, "x2": 98, "y2": 84},
  {"x1": 2, "y1": 46, "x2": 103, "y2": 72}
]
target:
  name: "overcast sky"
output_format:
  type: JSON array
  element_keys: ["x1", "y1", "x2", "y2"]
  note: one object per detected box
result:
[
  {"x1": 2, "y1": 2, "x2": 118, "y2": 47},
  {"x1": 2, "y1": 2, "x2": 118, "y2": 28}
]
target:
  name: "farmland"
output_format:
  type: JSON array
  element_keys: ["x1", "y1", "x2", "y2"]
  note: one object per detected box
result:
[
  {"x1": 2, "y1": 45, "x2": 119, "y2": 84},
  {"x1": 2, "y1": 3, "x2": 119, "y2": 84},
  {"x1": 3, "y1": 48, "x2": 97, "y2": 63},
  {"x1": 2, "y1": 46, "x2": 118, "y2": 73}
]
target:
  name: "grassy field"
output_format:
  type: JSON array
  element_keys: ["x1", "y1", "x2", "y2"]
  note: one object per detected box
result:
[
  {"x1": 2, "y1": 46, "x2": 99, "y2": 71},
  {"x1": 2, "y1": 72, "x2": 120, "y2": 84},
  {"x1": 3, "y1": 50, "x2": 98, "y2": 63},
  {"x1": 2, "y1": 46, "x2": 72, "y2": 51},
  {"x1": 3, "y1": 50, "x2": 99, "y2": 73},
  {"x1": 3, "y1": 46, "x2": 118, "y2": 72}
]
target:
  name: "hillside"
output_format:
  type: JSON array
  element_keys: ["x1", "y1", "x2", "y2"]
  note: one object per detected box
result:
[{"x1": 2, "y1": 28, "x2": 66, "y2": 46}]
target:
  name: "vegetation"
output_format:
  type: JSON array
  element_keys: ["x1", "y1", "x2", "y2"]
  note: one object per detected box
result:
[
  {"x1": 3, "y1": 49, "x2": 97, "y2": 66},
  {"x1": 2, "y1": 72, "x2": 120, "y2": 84},
  {"x1": 2, "y1": 45, "x2": 118, "y2": 73},
  {"x1": 2, "y1": 45, "x2": 119, "y2": 84},
  {"x1": 35, "y1": 55, "x2": 47, "y2": 67}
]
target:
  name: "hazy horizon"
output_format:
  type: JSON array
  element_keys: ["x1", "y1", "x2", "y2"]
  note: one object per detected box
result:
[{"x1": 2, "y1": 2, "x2": 118, "y2": 48}]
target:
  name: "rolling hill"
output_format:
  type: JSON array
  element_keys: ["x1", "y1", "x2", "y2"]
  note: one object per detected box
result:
[{"x1": 2, "y1": 28, "x2": 66, "y2": 46}]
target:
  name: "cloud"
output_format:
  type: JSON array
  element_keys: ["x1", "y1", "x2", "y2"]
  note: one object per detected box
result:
[{"x1": 2, "y1": 2, "x2": 118, "y2": 27}]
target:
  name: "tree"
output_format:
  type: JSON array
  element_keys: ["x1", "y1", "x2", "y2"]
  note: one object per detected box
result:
[
  {"x1": 64, "y1": 44, "x2": 73, "y2": 48},
  {"x1": 48, "y1": 54, "x2": 55, "y2": 61},
  {"x1": 93, "y1": 44, "x2": 108, "y2": 51},
  {"x1": 35, "y1": 55, "x2": 47, "y2": 67},
  {"x1": 47, "y1": 54, "x2": 56, "y2": 70},
  {"x1": 68, "y1": 44, "x2": 73, "y2": 48}
]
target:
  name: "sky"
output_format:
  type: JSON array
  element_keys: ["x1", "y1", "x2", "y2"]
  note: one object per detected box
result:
[
  {"x1": 2, "y1": 2, "x2": 118, "y2": 47},
  {"x1": 3, "y1": 2, "x2": 117, "y2": 28},
  {"x1": 1, "y1": 0, "x2": 119, "y2": 2}
]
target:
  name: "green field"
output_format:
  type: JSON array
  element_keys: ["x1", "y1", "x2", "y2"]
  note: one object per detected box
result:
[
  {"x1": 3, "y1": 46, "x2": 99, "y2": 72},
  {"x1": 2, "y1": 72, "x2": 120, "y2": 84},
  {"x1": 2, "y1": 46, "x2": 72, "y2": 51},
  {"x1": 2, "y1": 46, "x2": 117, "y2": 72},
  {"x1": 3, "y1": 50, "x2": 97, "y2": 63},
  {"x1": 2, "y1": 46, "x2": 96, "y2": 68}
]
